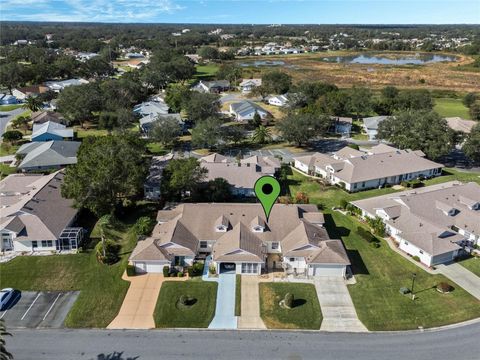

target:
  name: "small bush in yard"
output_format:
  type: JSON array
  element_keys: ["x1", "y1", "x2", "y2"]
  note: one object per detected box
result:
[
  {"x1": 126, "y1": 264, "x2": 136, "y2": 277},
  {"x1": 412, "y1": 256, "x2": 421, "y2": 262},
  {"x1": 339, "y1": 199, "x2": 348, "y2": 209},
  {"x1": 177, "y1": 272, "x2": 184, "y2": 277},
  {"x1": 187, "y1": 262, "x2": 204, "y2": 277},
  {"x1": 370, "y1": 242, "x2": 380, "y2": 248},
  {"x1": 163, "y1": 265, "x2": 170, "y2": 277},
  {"x1": 209, "y1": 265, "x2": 216, "y2": 275},
  {"x1": 284, "y1": 293, "x2": 294, "y2": 309},
  {"x1": 437, "y1": 282, "x2": 453, "y2": 293},
  {"x1": 95, "y1": 240, "x2": 121, "y2": 265}
]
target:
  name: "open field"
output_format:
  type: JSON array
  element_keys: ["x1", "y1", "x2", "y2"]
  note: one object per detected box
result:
[
  {"x1": 434, "y1": 98, "x2": 471, "y2": 119},
  {"x1": 0, "y1": 203, "x2": 158, "y2": 328},
  {"x1": 287, "y1": 170, "x2": 480, "y2": 330},
  {"x1": 259, "y1": 282, "x2": 322, "y2": 329},
  {"x1": 154, "y1": 281, "x2": 218, "y2": 328},
  {"x1": 236, "y1": 52, "x2": 480, "y2": 92}
]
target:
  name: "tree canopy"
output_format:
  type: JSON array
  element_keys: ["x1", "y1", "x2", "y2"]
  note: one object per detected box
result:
[
  {"x1": 463, "y1": 123, "x2": 480, "y2": 163},
  {"x1": 161, "y1": 157, "x2": 208, "y2": 200},
  {"x1": 262, "y1": 71, "x2": 292, "y2": 95},
  {"x1": 276, "y1": 112, "x2": 332, "y2": 146},
  {"x1": 149, "y1": 116, "x2": 182, "y2": 147},
  {"x1": 62, "y1": 134, "x2": 147, "y2": 216}
]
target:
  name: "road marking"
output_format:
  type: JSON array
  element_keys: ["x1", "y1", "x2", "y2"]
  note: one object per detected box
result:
[
  {"x1": 42, "y1": 293, "x2": 62, "y2": 321},
  {"x1": 21, "y1": 293, "x2": 41, "y2": 320},
  {"x1": 0, "y1": 292, "x2": 21, "y2": 319}
]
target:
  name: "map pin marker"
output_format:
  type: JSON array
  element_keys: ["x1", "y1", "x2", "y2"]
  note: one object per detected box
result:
[{"x1": 254, "y1": 176, "x2": 281, "y2": 222}]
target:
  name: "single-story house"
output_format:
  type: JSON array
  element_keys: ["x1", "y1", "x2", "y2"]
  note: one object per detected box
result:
[
  {"x1": 239, "y1": 79, "x2": 262, "y2": 93},
  {"x1": 330, "y1": 116, "x2": 353, "y2": 137},
  {"x1": 229, "y1": 101, "x2": 270, "y2": 122},
  {"x1": 192, "y1": 80, "x2": 230, "y2": 94},
  {"x1": 0, "y1": 171, "x2": 83, "y2": 253},
  {"x1": 31, "y1": 111, "x2": 66, "y2": 125},
  {"x1": 76, "y1": 52, "x2": 99, "y2": 61},
  {"x1": 44, "y1": 78, "x2": 89, "y2": 92},
  {"x1": 129, "y1": 203, "x2": 350, "y2": 276},
  {"x1": 133, "y1": 100, "x2": 169, "y2": 118},
  {"x1": 351, "y1": 181, "x2": 480, "y2": 267},
  {"x1": 0, "y1": 94, "x2": 17, "y2": 105},
  {"x1": 16, "y1": 140, "x2": 80, "y2": 171},
  {"x1": 139, "y1": 113, "x2": 184, "y2": 135},
  {"x1": 12, "y1": 85, "x2": 49, "y2": 101},
  {"x1": 362, "y1": 116, "x2": 389, "y2": 140},
  {"x1": 144, "y1": 153, "x2": 174, "y2": 200},
  {"x1": 445, "y1": 117, "x2": 477, "y2": 134},
  {"x1": 31, "y1": 121, "x2": 73, "y2": 142},
  {"x1": 293, "y1": 144, "x2": 443, "y2": 192},
  {"x1": 267, "y1": 95, "x2": 289, "y2": 107}
]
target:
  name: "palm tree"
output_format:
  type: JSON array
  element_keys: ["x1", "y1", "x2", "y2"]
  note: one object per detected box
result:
[
  {"x1": 23, "y1": 96, "x2": 43, "y2": 112},
  {"x1": 252, "y1": 125, "x2": 272, "y2": 144},
  {"x1": 98, "y1": 215, "x2": 112, "y2": 259},
  {"x1": 0, "y1": 319, "x2": 13, "y2": 360}
]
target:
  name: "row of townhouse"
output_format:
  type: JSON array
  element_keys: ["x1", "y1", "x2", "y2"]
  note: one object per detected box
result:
[
  {"x1": 352, "y1": 181, "x2": 480, "y2": 267},
  {"x1": 293, "y1": 144, "x2": 443, "y2": 192},
  {"x1": 129, "y1": 203, "x2": 351, "y2": 277}
]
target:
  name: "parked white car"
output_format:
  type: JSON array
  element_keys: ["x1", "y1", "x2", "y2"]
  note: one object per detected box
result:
[{"x1": 0, "y1": 288, "x2": 14, "y2": 310}]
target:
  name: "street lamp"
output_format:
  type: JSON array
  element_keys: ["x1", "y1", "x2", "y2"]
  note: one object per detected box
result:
[{"x1": 411, "y1": 273, "x2": 417, "y2": 300}]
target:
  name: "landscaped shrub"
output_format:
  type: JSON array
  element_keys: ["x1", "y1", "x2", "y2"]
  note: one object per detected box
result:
[
  {"x1": 400, "y1": 181, "x2": 409, "y2": 187},
  {"x1": 95, "y1": 240, "x2": 121, "y2": 265},
  {"x1": 126, "y1": 264, "x2": 136, "y2": 277},
  {"x1": 187, "y1": 262, "x2": 204, "y2": 277},
  {"x1": 177, "y1": 272, "x2": 184, "y2": 277},
  {"x1": 412, "y1": 256, "x2": 421, "y2": 262},
  {"x1": 410, "y1": 179, "x2": 424, "y2": 189},
  {"x1": 209, "y1": 265, "x2": 216, "y2": 275},
  {"x1": 132, "y1": 216, "x2": 156, "y2": 236},
  {"x1": 437, "y1": 282, "x2": 453, "y2": 293},
  {"x1": 370, "y1": 242, "x2": 380, "y2": 248},
  {"x1": 357, "y1": 226, "x2": 375, "y2": 243},
  {"x1": 179, "y1": 295, "x2": 188, "y2": 306},
  {"x1": 163, "y1": 265, "x2": 170, "y2": 277},
  {"x1": 294, "y1": 191, "x2": 309, "y2": 204},
  {"x1": 339, "y1": 199, "x2": 348, "y2": 209},
  {"x1": 284, "y1": 293, "x2": 294, "y2": 309},
  {"x1": 348, "y1": 143, "x2": 360, "y2": 150},
  {"x1": 366, "y1": 216, "x2": 386, "y2": 237}
]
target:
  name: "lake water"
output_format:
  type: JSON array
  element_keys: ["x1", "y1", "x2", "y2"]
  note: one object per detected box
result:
[
  {"x1": 239, "y1": 60, "x2": 286, "y2": 67},
  {"x1": 320, "y1": 53, "x2": 458, "y2": 65}
]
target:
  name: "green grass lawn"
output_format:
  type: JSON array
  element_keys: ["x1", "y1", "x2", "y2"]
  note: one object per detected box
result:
[
  {"x1": 0, "y1": 104, "x2": 23, "y2": 111},
  {"x1": 287, "y1": 170, "x2": 480, "y2": 330},
  {"x1": 434, "y1": 98, "x2": 471, "y2": 119},
  {"x1": 0, "y1": 143, "x2": 19, "y2": 156},
  {"x1": 259, "y1": 283, "x2": 322, "y2": 329},
  {"x1": 146, "y1": 142, "x2": 169, "y2": 155},
  {"x1": 194, "y1": 64, "x2": 219, "y2": 80},
  {"x1": 154, "y1": 281, "x2": 218, "y2": 328},
  {"x1": 0, "y1": 203, "x2": 158, "y2": 328},
  {"x1": 235, "y1": 274, "x2": 241, "y2": 316},
  {"x1": 459, "y1": 257, "x2": 480, "y2": 278},
  {"x1": 0, "y1": 164, "x2": 16, "y2": 179}
]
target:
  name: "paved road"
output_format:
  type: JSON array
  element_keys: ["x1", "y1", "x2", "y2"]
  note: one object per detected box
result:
[
  {"x1": 0, "y1": 108, "x2": 24, "y2": 138},
  {"x1": 8, "y1": 323, "x2": 480, "y2": 360}
]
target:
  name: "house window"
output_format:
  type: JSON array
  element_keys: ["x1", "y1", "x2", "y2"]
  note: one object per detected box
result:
[
  {"x1": 419, "y1": 250, "x2": 424, "y2": 254},
  {"x1": 241, "y1": 263, "x2": 258, "y2": 274},
  {"x1": 362, "y1": 182, "x2": 366, "y2": 188},
  {"x1": 353, "y1": 183, "x2": 357, "y2": 189},
  {"x1": 289, "y1": 257, "x2": 295, "y2": 262},
  {"x1": 271, "y1": 242, "x2": 279, "y2": 250},
  {"x1": 32, "y1": 241, "x2": 38, "y2": 249},
  {"x1": 200, "y1": 241, "x2": 208, "y2": 249},
  {"x1": 404, "y1": 241, "x2": 409, "y2": 245}
]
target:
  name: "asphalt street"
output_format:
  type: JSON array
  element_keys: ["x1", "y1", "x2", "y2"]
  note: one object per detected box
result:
[
  {"x1": 0, "y1": 107, "x2": 24, "y2": 138},
  {"x1": 8, "y1": 321, "x2": 480, "y2": 360}
]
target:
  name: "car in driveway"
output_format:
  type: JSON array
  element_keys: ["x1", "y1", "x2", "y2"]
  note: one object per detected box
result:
[{"x1": 0, "y1": 288, "x2": 14, "y2": 310}]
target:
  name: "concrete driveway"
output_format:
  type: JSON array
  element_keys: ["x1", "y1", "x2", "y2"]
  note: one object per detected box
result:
[
  {"x1": 436, "y1": 263, "x2": 480, "y2": 300},
  {"x1": 314, "y1": 277, "x2": 367, "y2": 332},
  {"x1": 237, "y1": 276, "x2": 266, "y2": 329},
  {"x1": 208, "y1": 273, "x2": 237, "y2": 329},
  {"x1": 0, "y1": 107, "x2": 24, "y2": 138},
  {"x1": 108, "y1": 272, "x2": 187, "y2": 329}
]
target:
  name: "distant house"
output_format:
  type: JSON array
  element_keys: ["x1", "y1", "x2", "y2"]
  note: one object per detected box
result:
[
  {"x1": 199, "y1": 153, "x2": 279, "y2": 196},
  {"x1": 133, "y1": 100, "x2": 169, "y2": 118},
  {"x1": 31, "y1": 111, "x2": 66, "y2": 125},
  {"x1": 144, "y1": 154, "x2": 174, "y2": 200},
  {"x1": 362, "y1": 116, "x2": 389, "y2": 140},
  {"x1": 239, "y1": 79, "x2": 262, "y2": 93},
  {"x1": 267, "y1": 94, "x2": 289, "y2": 107},
  {"x1": 330, "y1": 116, "x2": 353, "y2": 137},
  {"x1": 445, "y1": 117, "x2": 477, "y2": 134},
  {"x1": 125, "y1": 52, "x2": 145, "y2": 59},
  {"x1": 16, "y1": 141, "x2": 80, "y2": 171},
  {"x1": 352, "y1": 181, "x2": 480, "y2": 267},
  {"x1": 45, "y1": 78, "x2": 89, "y2": 92},
  {"x1": 293, "y1": 144, "x2": 443, "y2": 192},
  {"x1": 192, "y1": 80, "x2": 230, "y2": 94},
  {"x1": 0, "y1": 94, "x2": 17, "y2": 105},
  {"x1": 12, "y1": 85, "x2": 49, "y2": 101},
  {"x1": 31, "y1": 121, "x2": 74, "y2": 142},
  {"x1": 0, "y1": 171, "x2": 83, "y2": 254},
  {"x1": 76, "y1": 52, "x2": 99, "y2": 61},
  {"x1": 139, "y1": 113, "x2": 184, "y2": 135},
  {"x1": 229, "y1": 101, "x2": 270, "y2": 122}
]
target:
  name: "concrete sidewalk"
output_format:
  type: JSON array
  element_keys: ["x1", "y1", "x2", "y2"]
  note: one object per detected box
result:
[
  {"x1": 237, "y1": 276, "x2": 266, "y2": 329},
  {"x1": 435, "y1": 263, "x2": 480, "y2": 300},
  {"x1": 314, "y1": 277, "x2": 368, "y2": 332}
]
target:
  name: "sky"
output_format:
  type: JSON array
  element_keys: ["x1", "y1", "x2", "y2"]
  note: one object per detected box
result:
[{"x1": 0, "y1": 0, "x2": 479, "y2": 24}]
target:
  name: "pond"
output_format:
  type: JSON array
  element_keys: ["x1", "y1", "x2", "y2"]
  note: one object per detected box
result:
[
  {"x1": 239, "y1": 60, "x2": 286, "y2": 67},
  {"x1": 320, "y1": 53, "x2": 458, "y2": 65}
]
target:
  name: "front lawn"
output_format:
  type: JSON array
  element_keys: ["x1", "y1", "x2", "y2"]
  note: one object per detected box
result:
[
  {"x1": 259, "y1": 283, "x2": 322, "y2": 329},
  {"x1": 459, "y1": 257, "x2": 480, "y2": 278},
  {"x1": 0, "y1": 203, "x2": 158, "y2": 328},
  {"x1": 328, "y1": 212, "x2": 480, "y2": 330},
  {"x1": 0, "y1": 104, "x2": 23, "y2": 111},
  {"x1": 434, "y1": 98, "x2": 471, "y2": 119},
  {"x1": 154, "y1": 281, "x2": 218, "y2": 328}
]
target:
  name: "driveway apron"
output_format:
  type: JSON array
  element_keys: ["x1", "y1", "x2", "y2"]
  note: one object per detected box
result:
[
  {"x1": 237, "y1": 276, "x2": 266, "y2": 329},
  {"x1": 436, "y1": 263, "x2": 480, "y2": 300}
]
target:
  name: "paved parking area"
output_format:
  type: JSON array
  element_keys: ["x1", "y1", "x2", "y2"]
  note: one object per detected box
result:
[{"x1": 0, "y1": 291, "x2": 79, "y2": 328}]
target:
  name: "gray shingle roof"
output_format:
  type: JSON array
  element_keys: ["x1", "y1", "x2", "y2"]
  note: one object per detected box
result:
[{"x1": 17, "y1": 141, "x2": 80, "y2": 169}]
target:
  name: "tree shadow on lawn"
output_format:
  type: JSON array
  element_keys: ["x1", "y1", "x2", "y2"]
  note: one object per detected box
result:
[{"x1": 292, "y1": 298, "x2": 307, "y2": 308}]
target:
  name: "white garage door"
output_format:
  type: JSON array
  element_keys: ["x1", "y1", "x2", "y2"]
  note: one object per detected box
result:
[
  {"x1": 144, "y1": 262, "x2": 166, "y2": 273},
  {"x1": 311, "y1": 264, "x2": 345, "y2": 277}
]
